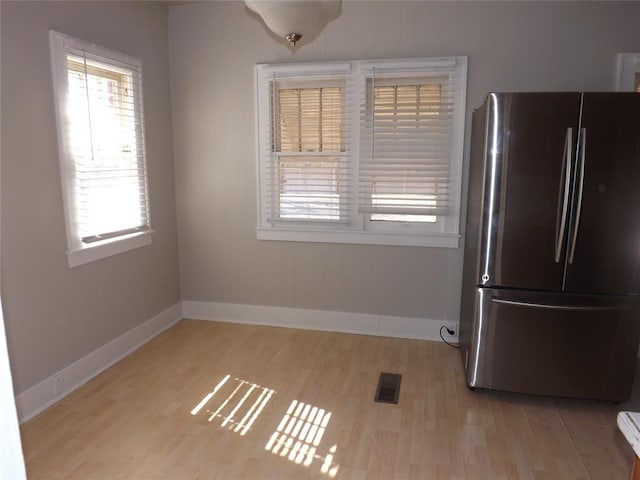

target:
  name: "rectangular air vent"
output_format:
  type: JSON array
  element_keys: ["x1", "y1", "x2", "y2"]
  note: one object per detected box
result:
[{"x1": 374, "y1": 372, "x2": 401, "y2": 404}]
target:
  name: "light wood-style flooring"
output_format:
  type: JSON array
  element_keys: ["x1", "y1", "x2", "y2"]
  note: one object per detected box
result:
[{"x1": 21, "y1": 319, "x2": 639, "y2": 479}]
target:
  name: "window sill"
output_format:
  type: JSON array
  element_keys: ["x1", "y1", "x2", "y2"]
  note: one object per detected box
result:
[
  {"x1": 256, "y1": 227, "x2": 459, "y2": 248},
  {"x1": 67, "y1": 231, "x2": 153, "y2": 268}
]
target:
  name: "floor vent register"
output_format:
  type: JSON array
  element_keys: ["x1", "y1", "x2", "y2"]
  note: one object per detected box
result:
[{"x1": 374, "y1": 372, "x2": 401, "y2": 404}]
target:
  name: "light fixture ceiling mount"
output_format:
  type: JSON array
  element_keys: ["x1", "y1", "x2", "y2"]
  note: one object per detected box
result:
[
  {"x1": 285, "y1": 33, "x2": 302, "y2": 47},
  {"x1": 244, "y1": 0, "x2": 342, "y2": 48}
]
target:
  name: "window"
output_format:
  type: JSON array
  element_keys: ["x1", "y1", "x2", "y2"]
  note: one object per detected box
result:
[
  {"x1": 276, "y1": 81, "x2": 347, "y2": 222},
  {"x1": 359, "y1": 76, "x2": 451, "y2": 226},
  {"x1": 49, "y1": 31, "x2": 151, "y2": 267},
  {"x1": 616, "y1": 53, "x2": 640, "y2": 92},
  {"x1": 255, "y1": 57, "x2": 467, "y2": 248}
]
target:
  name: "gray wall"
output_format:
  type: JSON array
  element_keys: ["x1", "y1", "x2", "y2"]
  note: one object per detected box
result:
[
  {"x1": 169, "y1": 2, "x2": 640, "y2": 318},
  {"x1": 1, "y1": 1, "x2": 180, "y2": 394}
]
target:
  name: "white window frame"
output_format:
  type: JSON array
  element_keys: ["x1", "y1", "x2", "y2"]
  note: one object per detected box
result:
[
  {"x1": 49, "y1": 31, "x2": 152, "y2": 267},
  {"x1": 616, "y1": 53, "x2": 640, "y2": 91},
  {"x1": 254, "y1": 57, "x2": 467, "y2": 248}
]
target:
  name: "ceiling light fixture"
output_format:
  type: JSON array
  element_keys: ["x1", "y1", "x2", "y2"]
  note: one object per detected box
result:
[{"x1": 244, "y1": 0, "x2": 342, "y2": 48}]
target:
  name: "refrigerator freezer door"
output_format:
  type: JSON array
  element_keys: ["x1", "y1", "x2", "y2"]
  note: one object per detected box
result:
[
  {"x1": 564, "y1": 93, "x2": 640, "y2": 295},
  {"x1": 464, "y1": 288, "x2": 640, "y2": 401},
  {"x1": 478, "y1": 93, "x2": 581, "y2": 291}
]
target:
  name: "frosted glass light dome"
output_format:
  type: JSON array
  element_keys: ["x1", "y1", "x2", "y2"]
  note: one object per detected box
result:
[{"x1": 244, "y1": 0, "x2": 342, "y2": 46}]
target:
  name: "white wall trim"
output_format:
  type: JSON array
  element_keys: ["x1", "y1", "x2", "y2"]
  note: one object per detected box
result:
[
  {"x1": 256, "y1": 227, "x2": 460, "y2": 248},
  {"x1": 15, "y1": 303, "x2": 182, "y2": 424},
  {"x1": 182, "y1": 300, "x2": 458, "y2": 343}
]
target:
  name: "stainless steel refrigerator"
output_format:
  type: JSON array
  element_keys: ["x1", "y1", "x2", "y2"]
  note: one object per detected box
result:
[{"x1": 459, "y1": 92, "x2": 640, "y2": 402}]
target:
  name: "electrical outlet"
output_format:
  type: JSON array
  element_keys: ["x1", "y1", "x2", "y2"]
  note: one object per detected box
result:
[
  {"x1": 442, "y1": 322, "x2": 458, "y2": 339},
  {"x1": 53, "y1": 372, "x2": 64, "y2": 395}
]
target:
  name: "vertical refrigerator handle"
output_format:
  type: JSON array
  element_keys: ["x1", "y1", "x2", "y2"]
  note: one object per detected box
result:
[
  {"x1": 569, "y1": 128, "x2": 587, "y2": 264},
  {"x1": 555, "y1": 127, "x2": 573, "y2": 263}
]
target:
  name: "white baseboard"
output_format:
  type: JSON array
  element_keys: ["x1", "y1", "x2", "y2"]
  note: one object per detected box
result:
[
  {"x1": 182, "y1": 301, "x2": 458, "y2": 343},
  {"x1": 15, "y1": 303, "x2": 182, "y2": 424},
  {"x1": 16, "y1": 301, "x2": 457, "y2": 423}
]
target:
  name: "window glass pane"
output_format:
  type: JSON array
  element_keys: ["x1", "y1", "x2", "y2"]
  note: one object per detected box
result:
[
  {"x1": 278, "y1": 87, "x2": 343, "y2": 152},
  {"x1": 321, "y1": 88, "x2": 342, "y2": 151},
  {"x1": 635, "y1": 72, "x2": 640, "y2": 92},
  {"x1": 278, "y1": 89, "x2": 301, "y2": 151},
  {"x1": 278, "y1": 156, "x2": 341, "y2": 220},
  {"x1": 299, "y1": 88, "x2": 321, "y2": 151}
]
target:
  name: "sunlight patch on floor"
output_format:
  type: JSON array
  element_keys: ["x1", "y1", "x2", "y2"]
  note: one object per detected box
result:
[
  {"x1": 191, "y1": 374, "x2": 274, "y2": 436},
  {"x1": 265, "y1": 399, "x2": 340, "y2": 477}
]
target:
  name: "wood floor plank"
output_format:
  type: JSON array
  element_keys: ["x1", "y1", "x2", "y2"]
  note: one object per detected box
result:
[
  {"x1": 20, "y1": 319, "x2": 636, "y2": 479},
  {"x1": 556, "y1": 399, "x2": 631, "y2": 480}
]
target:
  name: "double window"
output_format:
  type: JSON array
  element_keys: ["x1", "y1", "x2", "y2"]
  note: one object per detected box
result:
[
  {"x1": 255, "y1": 57, "x2": 467, "y2": 248},
  {"x1": 50, "y1": 31, "x2": 151, "y2": 267}
]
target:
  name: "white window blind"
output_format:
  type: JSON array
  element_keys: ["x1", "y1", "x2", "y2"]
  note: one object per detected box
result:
[
  {"x1": 358, "y1": 66, "x2": 460, "y2": 224},
  {"x1": 66, "y1": 54, "x2": 150, "y2": 242},
  {"x1": 50, "y1": 31, "x2": 151, "y2": 267},
  {"x1": 255, "y1": 58, "x2": 467, "y2": 248}
]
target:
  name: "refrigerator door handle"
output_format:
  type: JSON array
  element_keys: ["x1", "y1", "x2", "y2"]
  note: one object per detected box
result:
[
  {"x1": 569, "y1": 128, "x2": 587, "y2": 264},
  {"x1": 491, "y1": 297, "x2": 629, "y2": 311},
  {"x1": 555, "y1": 127, "x2": 573, "y2": 263}
]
